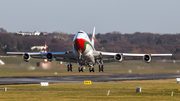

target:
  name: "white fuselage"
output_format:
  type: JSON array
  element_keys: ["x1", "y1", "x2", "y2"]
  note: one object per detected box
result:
[{"x1": 73, "y1": 30, "x2": 95, "y2": 65}]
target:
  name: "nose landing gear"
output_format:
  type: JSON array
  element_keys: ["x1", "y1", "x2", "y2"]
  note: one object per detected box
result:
[
  {"x1": 89, "y1": 67, "x2": 94, "y2": 72},
  {"x1": 78, "y1": 66, "x2": 84, "y2": 72}
]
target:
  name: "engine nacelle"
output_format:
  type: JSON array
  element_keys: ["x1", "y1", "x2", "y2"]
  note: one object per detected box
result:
[
  {"x1": 22, "y1": 53, "x2": 30, "y2": 62},
  {"x1": 114, "y1": 54, "x2": 123, "y2": 62},
  {"x1": 143, "y1": 54, "x2": 151, "y2": 63},
  {"x1": 46, "y1": 53, "x2": 53, "y2": 62}
]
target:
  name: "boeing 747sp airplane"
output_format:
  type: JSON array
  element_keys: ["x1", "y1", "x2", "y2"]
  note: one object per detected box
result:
[{"x1": 7, "y1": 28, "x2": 172, "y2": 72}]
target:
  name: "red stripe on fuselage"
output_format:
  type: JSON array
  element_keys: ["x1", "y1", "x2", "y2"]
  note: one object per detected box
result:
[
  {"x1": 74, "y1": 38, "x2": 94, "y2": 53},
  {"x1": 74, "y1": 39, "x2": 86, "y2": 53}
]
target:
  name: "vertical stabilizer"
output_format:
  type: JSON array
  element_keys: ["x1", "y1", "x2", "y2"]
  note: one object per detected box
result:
[
  {"x1": 45, "y1": 41, "x2": 47, "y2": 52},
  {"x1": 92, "y1": 27, "x2": 95, "y2": 48}
]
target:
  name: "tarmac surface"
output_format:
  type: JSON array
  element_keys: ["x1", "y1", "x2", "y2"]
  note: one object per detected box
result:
[{"x1": 0, "y1": 73, "x2": 180, "y2": 85}]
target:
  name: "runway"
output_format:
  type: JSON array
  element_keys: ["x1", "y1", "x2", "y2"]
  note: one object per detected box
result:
[{"x1": 0, "y1": 73, "x2": 180, "y2": 85}]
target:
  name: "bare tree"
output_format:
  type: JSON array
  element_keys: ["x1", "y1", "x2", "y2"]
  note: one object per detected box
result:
[{"x1": 0, "y1": 28, "x2": 7, "y2": 33}]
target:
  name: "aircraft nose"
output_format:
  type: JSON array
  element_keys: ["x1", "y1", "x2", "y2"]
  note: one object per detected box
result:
[
  {"x1": 76, "y1": 33, "x2": 80, "y2": 38},
  {"x1": 74, "y1": 39, "x2": 86, "y2": 53}
]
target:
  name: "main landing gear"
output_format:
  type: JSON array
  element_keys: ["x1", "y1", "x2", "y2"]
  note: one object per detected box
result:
[
  {"x1": 67, "y1": 64, "x2": 72, "y2": 72},
  {"x1": 99, "y1": 65, "x2": 104, "y2": 72},
  {"x1": 97, "y1": 59, "x2": 104, "y2": 72},
  {"x1": 77, "y1": 65, "x2": 103, "y2": 72}
]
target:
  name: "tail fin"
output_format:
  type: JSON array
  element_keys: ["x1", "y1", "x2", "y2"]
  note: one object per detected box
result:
[
  {"x1": 44, "y1": 41, "x2": 48, "y2": 52},
  {"x1": 92, "y1": 27, "x2": 95, "y2": 48}
]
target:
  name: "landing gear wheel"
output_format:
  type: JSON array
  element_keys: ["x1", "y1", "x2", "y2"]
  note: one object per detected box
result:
[
  {"x1": 89, "y1": 68, "x2": 91, "y2": 72},
  {"x1": 99, "y1": 65, "x2": 104, "y2": 72},
  {"x1": 67, "y1": 64, "x2": 70, "y2": 72},
  {"x1": 89, "y1": 67, "x2": 94, "y2": 73},
  {"x1": 92, "y1": 68, "x2": 94, "y2": 72},
  {"x1": 78, "y1": 67, "x2": 83, "y2": 72},
  {"x1": 99, "y1": 65, "x2": 101, "y2": 72},
  {"x1": 101, "y1": 65, "x2": 104, "y2": 72},
  {"x1": 70, "y1": 64, "x2": 72, "y2": 72},
  {"x1": 67, "y1": 64, "x2": 73, "y2": 72}
]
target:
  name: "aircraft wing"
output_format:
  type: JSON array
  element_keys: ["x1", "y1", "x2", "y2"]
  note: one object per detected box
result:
[
  {"x1": 95, "y1": 51, "x2": 172, "y2": 63},
  {"x1": 99, "y1": 52, "x2": 172, "y2": 57},
  {"x1": 7, "y1": 50, "x2": 76, "y2": 62}
]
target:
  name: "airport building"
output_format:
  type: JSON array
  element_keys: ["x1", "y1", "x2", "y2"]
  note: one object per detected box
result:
[{"x1": 16, "y1": 31, "x2": 41, "y2": 36}]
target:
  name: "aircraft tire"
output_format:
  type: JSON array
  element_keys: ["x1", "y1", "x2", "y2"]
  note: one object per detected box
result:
[
  {"x1": 99, "y1": 65, "x2": 101, "y2": 72},
  {"x1": 70, "y1": 65, "x2": 72, "y2": 72},
  {"x1": 67, "y1": 65, "x2": 70, "y2": 72},
  {"x1": 70, "y1": 67, "x2": 72, "y2": 72},
  {"x1": 78, "y1": 67, "x2": 80, "y2": 72},
  {"x1": 98, "y1": 65, "x2": 104, "y2": 72},
  {"x1": 101, "y1": 65, "x2": 104, "y2": 72}
]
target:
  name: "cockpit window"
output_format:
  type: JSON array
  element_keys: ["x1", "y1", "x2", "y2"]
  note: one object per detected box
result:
[{"x1": 78, "y1": 31, "x2": 83, "y2": 33}]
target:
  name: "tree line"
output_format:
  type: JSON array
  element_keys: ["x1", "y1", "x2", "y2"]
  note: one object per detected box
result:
[{"x1": 0, "y1": 31, "x2": 180, "y2": 59}]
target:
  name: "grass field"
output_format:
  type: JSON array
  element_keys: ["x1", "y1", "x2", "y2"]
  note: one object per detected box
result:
[
  {"x1": 0, "y1": 57, "x2": 180, "y2": 100},
  {"x1": 0, "y1": 79, "x2": 179, "y2": 101},
  {"x1": 0, "y1": 57, "x2": 179, "y2": 77}
]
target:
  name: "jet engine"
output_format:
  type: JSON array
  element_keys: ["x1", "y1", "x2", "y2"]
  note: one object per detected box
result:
[
  {"x1": 46, "y1": 53, "x2": 53, "y2": 62},
  {"x1": 22, "y1": 53, "x2": 30, "y2": 62},
  {"x1": 114, "y1": 54, "x2": 123, "y2": 62},
  {"x1": 143, "y1": 54, "x2": 151, "y2": 63}
]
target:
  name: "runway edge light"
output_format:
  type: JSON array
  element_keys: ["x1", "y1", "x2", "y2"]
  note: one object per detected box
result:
[{"x1": 84, "y1": 81, "x2": 91, "y2": 85}]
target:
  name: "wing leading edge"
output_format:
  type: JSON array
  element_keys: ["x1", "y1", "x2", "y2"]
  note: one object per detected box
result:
[
  {"x1": 98, "y1": 51, "x2": 172, "y2": 57},
  {"x1": 95, "y1": 51, "x2": 172, "y2": 63},
  {"x1": 7, "y1": 50, "x2": 76, "y2": 62}
]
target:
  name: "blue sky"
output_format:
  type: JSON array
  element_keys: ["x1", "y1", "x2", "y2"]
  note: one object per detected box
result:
[{"x1": 0, "y1": 0, "x2": 180, "y2": 34}]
